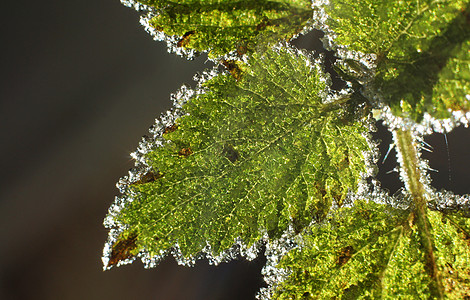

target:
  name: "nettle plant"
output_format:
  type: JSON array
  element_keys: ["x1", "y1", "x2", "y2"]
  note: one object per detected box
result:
[{"x1": 103, "y1": 0, "x2": 470, "y2": 298}]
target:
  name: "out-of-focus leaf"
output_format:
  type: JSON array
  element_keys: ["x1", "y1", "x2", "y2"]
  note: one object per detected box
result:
[{"x1": 325, "y1": 0, "x2": 470, "y2": 121}]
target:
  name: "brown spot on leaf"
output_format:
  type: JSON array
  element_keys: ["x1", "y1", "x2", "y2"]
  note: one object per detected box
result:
[
  {"x1": 131, "y1": 170, "x2": 163, "y2": 185},
  {"x1": 177, "y1": 31, "x2": 195, "y2": 47},
  {"x1": 141, "y1": 171, "x2": 163, "y2": 183},
  {"x1": 336, "y1": 246, "x2": 354, "y2": 267},
  {"x1": 255, "y1": 18, "x2": 270, "y2": 31},
  {"x1": 178, "y1": 147, "x2": 193, "y2": 157},
  {"x1": 337, "y1": 152, "x2": 350, "y2": 171},
  {"x1": 108, "y1": 232, "x2": 138, "y2": 267},
  {"x1": 236, "y1": 43, "x2": 247, "y2": 56},
  {"x1": 163, "y1": 124, "x2": 178, "y2": 134},
  {"x1": 375, "y1": 51, "x2": 388, "y2": 65},
  {"x1": 222, "y1": 60, "x2": 243, "y2": 81},
  {"x1": 223, "y1": 144, "x2": 240, "y2": 163}
]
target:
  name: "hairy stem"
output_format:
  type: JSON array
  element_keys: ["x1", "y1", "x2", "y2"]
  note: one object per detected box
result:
[{"x1": 394, "y1": 128, "x2": 443, "y2": 299}]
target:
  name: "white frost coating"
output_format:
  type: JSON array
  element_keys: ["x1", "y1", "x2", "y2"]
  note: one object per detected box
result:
[
  {"x1": 179, "y1": 239, "x2": 261, "y2": 267},
  {"x1": 310, "y1": 0, "x2": 330, "y2": 30},
  {"x1": 361, "y1": 115, "x2": 381, "y2": 177},
  {"x1": 352, "y1": 178, "x2": 412, "y2": 210},
  {"x1": 430, "y1": 190, "x2": 470, "y2": 216},
  {"x1": 376, "y1": 104, "x2": 470, "y2": 135},
  {"x1": 120, "y1": 0, "x2": 149, "y2": 11},
  {"x1": 137, "y1": 236, "x2": 267, "y2": 269},
  {"x1": 257, "y1": 227, "x2": 299, "y2": 300}
]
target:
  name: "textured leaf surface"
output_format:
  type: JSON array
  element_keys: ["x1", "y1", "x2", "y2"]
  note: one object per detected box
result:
[
  {"x1": 105, "y1": 47, "x2": 370, "y2": 266},
  {"x1": 272, "y1": 200, "x2": 470, "y2": 299},
  {"x1": 325, "y1": 0, "x2": 470, "y2": 121},
  {"x1": 136, "y1": 0, "x2": 313, "y2": 58}
]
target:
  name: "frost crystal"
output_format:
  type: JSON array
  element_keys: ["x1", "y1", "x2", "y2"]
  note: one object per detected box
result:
[
  {"x1": 431, "y1": 191, "x2": 470, "y2": 216},
  {"x1": 120, "y1": 0, "x2": 148, "y2": 11},
  {"x1": 257, "y1": 228, "x2": 298, "y2": 300}
]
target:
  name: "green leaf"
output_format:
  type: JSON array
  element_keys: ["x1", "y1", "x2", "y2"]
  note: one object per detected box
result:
[
  {"x1": 272, "y1": 200, "x2": 470, "y2": 299},
  {"x1": 325, "y1": 0, "x2": 470, "y2": 121},
  {"x1": 104, "y1": 46, "x2": 371, "y2": 267},
  {"x1": 134, "y1": 0, "x2": 314, "y2": 58}
]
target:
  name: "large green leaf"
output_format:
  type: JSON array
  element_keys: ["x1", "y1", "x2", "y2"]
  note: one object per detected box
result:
[
  {"x1": 272, "y1": 200, "x2": 470, "y2": 299},
  {"x1": 130, "y1": 0, "x2": 314, "y2": 58},
  {"x1": 103, "y1": 46, "x2": 371, "y2": 267},
  {"x1": 324, "y1": 0, "x2": 470, "y2": 121}
]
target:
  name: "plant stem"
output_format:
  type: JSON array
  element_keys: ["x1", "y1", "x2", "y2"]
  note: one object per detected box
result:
[{"x1": 394, "y1": 128, "x2": 444, "y2": 299}]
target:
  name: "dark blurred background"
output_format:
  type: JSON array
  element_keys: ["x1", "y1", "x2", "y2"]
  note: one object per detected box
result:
[{"x1": 1, "y1": 1, "x2": 469, "y2": 299}]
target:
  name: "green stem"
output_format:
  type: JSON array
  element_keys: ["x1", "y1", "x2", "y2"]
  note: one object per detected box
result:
[{"x1": 394, "y1": 128, "x2": 444, "y2": 299}]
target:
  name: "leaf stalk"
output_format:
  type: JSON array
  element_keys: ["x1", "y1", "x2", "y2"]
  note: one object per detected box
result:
[{"x1": 394, "y1": 128, "x2": 444, "y2": 299}]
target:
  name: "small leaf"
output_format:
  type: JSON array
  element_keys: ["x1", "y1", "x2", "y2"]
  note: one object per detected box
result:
[
  {"x1": 272, "y1": 200, "x2": 470, "y2": 299},
  {"x1": 104, "y1": 46, "x2": 371, "y2": 266},
  {"x1": 325, "y1": 0, "x2": 470, "y2": 121},
  {"x1": 134, "y1": 0, "x2": 314, "y2": 58}
]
